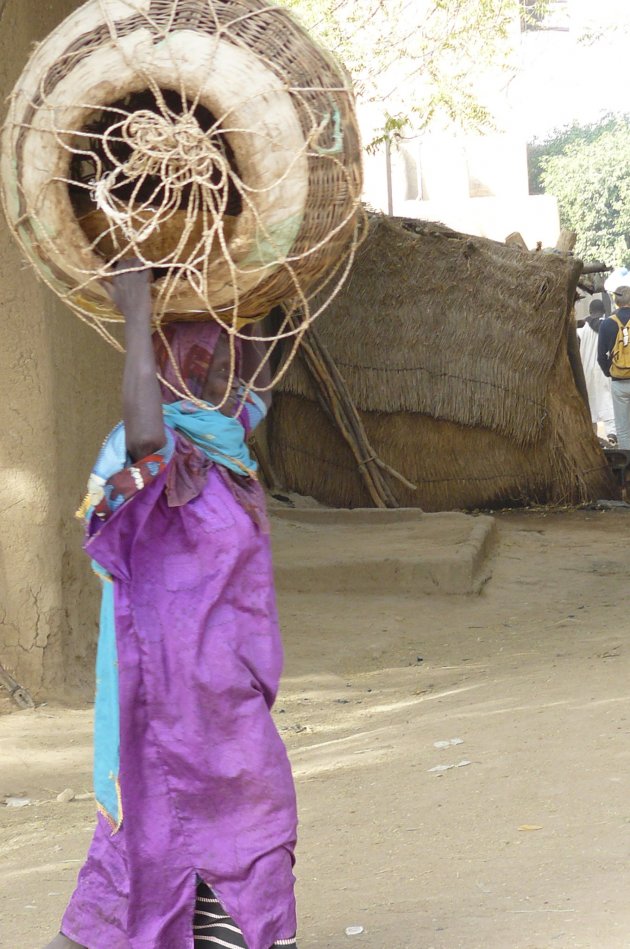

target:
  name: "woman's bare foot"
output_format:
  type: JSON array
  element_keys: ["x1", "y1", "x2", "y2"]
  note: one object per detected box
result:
[{"x1": 43, "y1": 934, "x2": 86, "y2": 949}]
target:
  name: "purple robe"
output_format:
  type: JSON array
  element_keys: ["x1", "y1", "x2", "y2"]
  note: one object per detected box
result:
[{"x1": 61, "y1": 459, "x2": 298, "y2": 949}]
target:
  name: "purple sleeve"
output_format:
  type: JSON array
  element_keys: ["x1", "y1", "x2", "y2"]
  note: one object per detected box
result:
[{"x1": 85, "y1": 470, "x2": 170, "y2": 581}]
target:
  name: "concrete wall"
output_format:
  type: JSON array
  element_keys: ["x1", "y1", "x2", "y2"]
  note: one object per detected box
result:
[{"x1": 0, "y1": 0, "x2": 122, "y2": 698}]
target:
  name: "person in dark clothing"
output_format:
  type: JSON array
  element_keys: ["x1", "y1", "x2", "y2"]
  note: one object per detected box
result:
[
  {"x1": 579, "y1": 299, "x2": 616, "y2": 443},
  {"x1": 598, "y1": 285, "x2": 630, "y2": 448},
  {"x1": 586, "y1": 298, "x2": 605, "y2": 330}
]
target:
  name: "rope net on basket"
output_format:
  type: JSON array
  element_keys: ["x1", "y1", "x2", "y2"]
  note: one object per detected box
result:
[{"x1": 1, "y1": 0, "x2": 366, "y2": 409}]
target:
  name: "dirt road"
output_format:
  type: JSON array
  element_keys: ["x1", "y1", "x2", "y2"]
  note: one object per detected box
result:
[{"x1": 2, "y1": 510, "x2": 630, "y2": 949}]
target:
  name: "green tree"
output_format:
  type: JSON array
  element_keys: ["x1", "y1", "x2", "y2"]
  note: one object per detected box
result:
[
  {"x1": 282, "y1": 0, "x2": 549, "y2": 143},
  {"x1": 528, "y1": 117, "x2": 618, "y2": 194},
  {"x1": 532, "y1": 118, "x2": 630, "y2": 266}
]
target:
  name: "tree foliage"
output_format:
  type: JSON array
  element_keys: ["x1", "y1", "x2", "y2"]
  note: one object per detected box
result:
[
  {"x1": 530, "y1": 118, "x2": 630, "y2": 266},
  {"x1": 528, "y1": 117, "x2": 617, "y2": 194},
  {"x1": 281, "y1": 0, "x2": 548, "y2": 143}
]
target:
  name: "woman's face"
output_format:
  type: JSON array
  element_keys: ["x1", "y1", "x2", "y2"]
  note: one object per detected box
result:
[{"x1": 201, "y1": 333, "x2": 239, "y2": 415}]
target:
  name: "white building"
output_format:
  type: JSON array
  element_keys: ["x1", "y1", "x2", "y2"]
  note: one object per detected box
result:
[
  {"x1": 363, "y1": 125, "x2": 561, "y2": 248},
  {"x1": 361, "y1": 0, "x2": 582, "y2": 247}
]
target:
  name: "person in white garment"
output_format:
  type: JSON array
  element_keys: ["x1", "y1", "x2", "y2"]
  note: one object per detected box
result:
[{"x1": 578, "y1": 299, "x2": 617, "y2": 444}]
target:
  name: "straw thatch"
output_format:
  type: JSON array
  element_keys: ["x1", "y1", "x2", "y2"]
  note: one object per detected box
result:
[{"x1": 269, "y1": 215, "x2": 615, "y2": 511}]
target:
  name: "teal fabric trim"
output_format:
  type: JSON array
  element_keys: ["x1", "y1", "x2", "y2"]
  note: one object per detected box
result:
[
  {"x1": 312, "y1": 107, "x2": 343, "y2": 156},
  {"x1": 93, "y1": 401, "x2": 257, "y2": 482},
  {"x1": 93, "y1": 562, "x2": 120, "y2": 827},
  {"x1": 240, "y1": 212, "x2": 303, "y2": 270},
  {"x1": 162, "y1": 400, "x2": 258, "y2": 476}
]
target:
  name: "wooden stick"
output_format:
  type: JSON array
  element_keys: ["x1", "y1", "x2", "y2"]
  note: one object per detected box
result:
[
  {"x1": 0, "y1": 662, "x2": 35, "y2": 710},
  {"x1": 298, "y1": 333, "x2": 388, "y2": 507},
  {"x1": 289, "y1": 315, "x2": 418, "y2": 508},
  {"x1": 556, "y1": 230, "x2": 577, "y2": 254},
  {"x1": 301, "y1": 332, "x2": 397, "y2": 506},
  {"x1": 580, "y1": 263, "x2": 612, "y2": 275},
  {"x1": 505, "y1": 232, "x2": 529, "y2": 251},
  {"x1": 307, "y1": 335, "x2": 395, "y2": 504},
  {"x1": 374, "y1": 456, "x2": 418, "y2": 492}
]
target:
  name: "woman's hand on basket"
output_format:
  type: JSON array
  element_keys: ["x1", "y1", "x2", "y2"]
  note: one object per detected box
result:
[{"x1": 102, "y1": 259, "x2": 153, "y2": 322}]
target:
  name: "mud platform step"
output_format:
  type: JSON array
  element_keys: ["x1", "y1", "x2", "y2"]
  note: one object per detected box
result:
[{"x1": 271, "y1": 509, "x2": 497, "y2": 596}]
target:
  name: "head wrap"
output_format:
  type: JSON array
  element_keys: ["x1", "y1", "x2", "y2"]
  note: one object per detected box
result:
[{"x1": 152, "y1": 322, "x2": 242, "y2": 403}]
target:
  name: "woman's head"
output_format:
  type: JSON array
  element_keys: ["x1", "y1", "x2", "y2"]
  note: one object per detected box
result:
[{"x1": 152, "y1": 323, "x2": 241, "y2": 410}]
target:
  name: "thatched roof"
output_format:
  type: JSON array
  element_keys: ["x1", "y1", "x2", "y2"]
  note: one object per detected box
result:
[{"x1": 269, "y1": 215, "x2": 614, "y2": 511}]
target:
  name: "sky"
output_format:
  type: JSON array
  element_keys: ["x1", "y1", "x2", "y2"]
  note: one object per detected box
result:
[{"x1": 505, "y1": 0, "x2": 630, "y2": 141}]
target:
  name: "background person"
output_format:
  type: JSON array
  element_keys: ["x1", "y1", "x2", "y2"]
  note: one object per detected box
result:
[
  {"x1": 598, "y1": 284, "x2": 630, "y2": 449},
  {"x1": 578, "y1": 299, "x2": 616, "y2": 444}
]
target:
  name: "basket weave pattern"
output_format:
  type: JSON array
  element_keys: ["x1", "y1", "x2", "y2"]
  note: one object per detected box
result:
[{"x1": 1, "y1": 0, "x2": 365, "y2": 384}]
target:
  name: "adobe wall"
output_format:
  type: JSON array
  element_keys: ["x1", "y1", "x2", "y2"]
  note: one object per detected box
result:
[{"x1": 0, "y1": 0, "x2": 122, "y2": 698}]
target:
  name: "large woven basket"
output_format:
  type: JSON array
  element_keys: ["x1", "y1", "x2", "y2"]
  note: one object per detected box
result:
[{"x1": 1, "y1": 0, "x2": 363, "y2": 326}]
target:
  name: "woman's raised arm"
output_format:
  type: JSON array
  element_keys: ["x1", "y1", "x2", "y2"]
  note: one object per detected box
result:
[{"x1": 105, "y1": 261, "x2": 166, "y2": 462}]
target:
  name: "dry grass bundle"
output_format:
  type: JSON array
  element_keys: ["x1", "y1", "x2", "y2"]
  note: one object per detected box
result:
[{"x1": 269, "y1": 215, "x2": 615, "y2": 511}]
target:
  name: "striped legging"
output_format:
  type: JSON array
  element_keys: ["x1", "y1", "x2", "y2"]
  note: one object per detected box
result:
[{"x1": 194, "y1": 881, "x2": 297, "y2": 949}]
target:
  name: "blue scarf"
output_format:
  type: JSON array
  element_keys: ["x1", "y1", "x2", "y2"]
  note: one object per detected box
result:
[
  {"x1": 91, "y1": 399, "x2": 257, "y2": 487},
  {"x1": 162, "y1": 400, "x2": 258, "y2": 477}
]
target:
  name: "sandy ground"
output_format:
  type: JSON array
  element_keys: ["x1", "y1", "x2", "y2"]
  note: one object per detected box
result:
[{"x1": 2, "y1": 508, "x2": 630, "y2": 949}]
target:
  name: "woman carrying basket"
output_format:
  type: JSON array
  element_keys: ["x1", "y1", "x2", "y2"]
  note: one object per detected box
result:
[{"x1": 45, "y1": 262, "x2": 298, "y2": 949}]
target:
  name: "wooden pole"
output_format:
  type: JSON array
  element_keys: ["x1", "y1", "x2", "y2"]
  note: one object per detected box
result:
[
  {"x1": 385, "y1": 139, "x2": 394, "y2": 217},
  {"x1": 0, "y1": 661, "x2": 35, "y2": 710},
  {"x1": 580, "y1": 263, "x2": 612, "y2": 275},
  {"x1": 556, "y1": 230, "x2": 577, "y2": 254},
  {"x1": 505, "y1": 232, "x2": 529, "y2": 251},
  {"x1": 288, "y1": 316, "x2": 418, "y2": 509}
]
